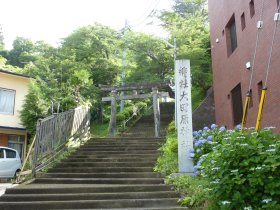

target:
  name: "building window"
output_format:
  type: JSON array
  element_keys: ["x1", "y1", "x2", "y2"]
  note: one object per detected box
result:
[
  {"x1": 257, "y1": 81, "x2": 263, "y2": 102},
  {"x1": 0, "y1": 88, "x2": 16, "y2": 115},
  {"x1": 8, "y1": 135, "x2": 25, "y2": 160},
  {"x1": 277, "y1": 0, "x2": 280, "y2": 7},
  {"x1": 250, "y1": 0, "x2": 255, "y2": 18},
  {"x1": 241, "y1": 13, "x2": 246, "y2": 30},
  {"x1": 226, "y1": 14, "x2": 238, "y2": 55},
  {"x1": 231, "y1": 83, "x2": 243, "y2": 125}
]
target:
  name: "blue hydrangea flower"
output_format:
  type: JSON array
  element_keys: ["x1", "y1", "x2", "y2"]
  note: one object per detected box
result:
[
  {"x1": 208, "y1": 141, "x2": 214, "y2": 145},
  {"x1": 235, "y1": 124, "x2": 241, "y2": 130},
  {"x1": 207, "y1": 135, "x2": 213, "y2": 141},
  {"x1": 203, "y1": 126, "x2": 209, "y2": 131},
  {"x1": 211, "y1": 123, "x2": 218, "y2": 129},
  {"x1": 193, "y1": 131, "x2": 198, "y2": 136},
  {"x1": 219, "y1": 126, "x2": 226, "y2": 132},
  {"x1": 189, "y1": 148, "x2": 195, "y2": 153},
  {"x1": 193, "y1": 165, "x2": 200, "y2": 175},
  {"x1": 202, "y1": 133, "x2": 207, "y2": 137},
  {"x1": 195, "y1": 141, "x2": 200, "y2": 147},
  {"x1": 198, "y1": 130, "x2": 203, "y2": 134},
  {"x1": 190, "y1": 152, "x2": 195, "y2": 158},
  {"x1": 199, "y1": 139, "x2": 206, "y2": 145},
  {"x1": 196, "y1": 149, "x2": 201, "y2": 153}
]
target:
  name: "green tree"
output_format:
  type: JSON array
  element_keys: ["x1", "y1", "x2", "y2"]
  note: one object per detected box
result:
[
  {"x1": 125, "y1": 32, "x2": 173, "y2": 84},
  {"x1": 20, "y1": 80, "x2": 49, "y2": 135},
  {"x1": 8, "y1": 37, "x2": 36, "y2": 67},
  {"x1": 159, "y1": 0, "x2": 212, "y2": 94}
]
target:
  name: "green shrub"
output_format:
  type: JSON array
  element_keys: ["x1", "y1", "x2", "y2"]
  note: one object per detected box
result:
[
  {"x1": 200, "y1": 128, "x2": 280, "y2": 209},
  {"x1": 154, "y1": 132, "x2": 178, "y2": 175},
  {"x1": 116, "y1": 112, "x2": 126, "y2": 122},
  {"x1": 166, "y1": 175, "x2": 209, "y2": 208}
]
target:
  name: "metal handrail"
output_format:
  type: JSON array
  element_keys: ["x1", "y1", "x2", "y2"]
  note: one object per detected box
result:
[{"x1": 118, "y1": 104, "x2": 153, "y2": 132}]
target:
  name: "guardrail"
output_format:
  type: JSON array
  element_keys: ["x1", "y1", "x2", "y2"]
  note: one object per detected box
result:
[{"x1": 18, "y1": 106, "x2": 90, "y2": 181}]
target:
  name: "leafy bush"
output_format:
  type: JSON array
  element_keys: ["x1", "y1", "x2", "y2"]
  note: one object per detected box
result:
[
  {"x1": 166, "y1": 175, "x2": 209, "y2": 208},
  {"x1": 154, "y1": 121, "x2": 178, "y2": 174},
  {"x1": 191, "y1": 125, "x2": 280, "y2": 209},
  {"x1": 201, "y1": 128, "x2": 280, "y2": 210},
  {"x1": 116, "y1": 112, "x2": 126, "y2": 122}
]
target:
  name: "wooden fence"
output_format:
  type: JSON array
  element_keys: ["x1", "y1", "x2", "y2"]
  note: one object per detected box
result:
[{"x1": 32, "y1": 106, "x2": 90, "y2": 176}]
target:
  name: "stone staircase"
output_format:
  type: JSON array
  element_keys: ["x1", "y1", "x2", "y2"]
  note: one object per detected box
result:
[
  {"x1": 122, "y1": 102, "x2": 174, "y2": 137},
  {"x1": 0, "y1": 138, "x2": 187, "y2": 209},
  {"x1": 0, "y1": 102, "x2": 184, "y2": 209}
]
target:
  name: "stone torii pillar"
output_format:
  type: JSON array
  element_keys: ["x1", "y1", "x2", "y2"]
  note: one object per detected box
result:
[
  {"x1": 109, "y1": 90, "x2": 117, "y2": 137},
  {"x1": 152, "y1": 88, "x2": 160, "y2": 138}
]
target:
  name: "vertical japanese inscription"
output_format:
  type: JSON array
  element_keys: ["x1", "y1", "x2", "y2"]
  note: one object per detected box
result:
[{"x1": 175, "y1": 60, "x2": 194, "y2": 173}]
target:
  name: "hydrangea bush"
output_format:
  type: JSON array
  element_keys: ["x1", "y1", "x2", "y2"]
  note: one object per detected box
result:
[{"x1": 191, "y1": 124, "x2": 280, "y2": 209}]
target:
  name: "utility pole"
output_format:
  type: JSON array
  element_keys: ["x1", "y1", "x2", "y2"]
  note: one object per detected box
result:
[
  {"x1": 0, "y1": 24, "x2": 4, "y2": 50},
  {"x1": 163, "y1": 38, "x2": 177, "y2": 127},
  {"x1": 120, "y1": 19, "x2": 128, "y2": 112}
]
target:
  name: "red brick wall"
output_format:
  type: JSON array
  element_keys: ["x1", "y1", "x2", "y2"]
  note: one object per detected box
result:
[{"x1": 209, "y1": 0, "x2": 280, "y2": 132}]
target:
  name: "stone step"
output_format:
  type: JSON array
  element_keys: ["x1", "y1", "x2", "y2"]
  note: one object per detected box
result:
[
  {"x1": 34, "y1": 178, "x2": 165, "y2": 184},
  {"x1": 0, "y1": 191, "x2": 180, "y2": 202},
  {"x1": 5, "y1": 184, "x2": 173, "y2": 194},
  {"x1": 77, "y1": 147, "x2": 159, "y2": 151},
  {"x1": 89, "y1": 137, "x2": 164, "y2": 142},
  {"x1": 0, "y1": 198, "x2": 180, "y2": 209},
  {"x1": 70, "y1": 154, "x2": 158, "y2": 159},
  {"x1": 73, "y1": 150, "x2": 159, "y2": 155},
  {"x1": 81, "y1": 143, "x2": 161, "y2": 147},
  {"x1": 48, "y1": 167, "x2": 155, "y2": 173},
  {"x1": 55, "y1": 162, "x2": 155, "y2": 168},
  {"x1": 64, "y1": 157, "x2": 158, "y2": 162},
  {"x1": 40, "y1": 172, "x2": 163, "y2": 179}
]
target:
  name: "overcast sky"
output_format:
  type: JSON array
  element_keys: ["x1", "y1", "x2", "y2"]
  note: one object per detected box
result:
[{"x1": 0, "y1": 0, "x2": 173, "y2": 49}]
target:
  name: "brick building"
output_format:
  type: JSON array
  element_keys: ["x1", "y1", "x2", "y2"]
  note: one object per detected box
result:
[{"x1": 208, "y1": 0, "x2": 280, "y2": 132}]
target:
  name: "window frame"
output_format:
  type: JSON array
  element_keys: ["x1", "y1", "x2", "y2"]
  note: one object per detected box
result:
[
  {"x1": 0, "y1": 88, "x2": 16, "y2": 115},
  {"x1": 226, "y1": 14, "x2": 238, "y2": 56}
]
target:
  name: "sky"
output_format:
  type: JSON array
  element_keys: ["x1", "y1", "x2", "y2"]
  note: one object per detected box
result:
[{"x1": 0, "y1": 0, "x2": 173, "y2": 49}]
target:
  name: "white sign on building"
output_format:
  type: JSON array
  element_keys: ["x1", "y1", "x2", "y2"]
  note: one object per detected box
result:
[{"x1": 175, "y1": 59, "x2": 194, "y2": 173}]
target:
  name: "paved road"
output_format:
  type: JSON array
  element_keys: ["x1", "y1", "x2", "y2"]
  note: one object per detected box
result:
[{"x1": 0, "y1": 183, "x2": 17, "y2": 197}]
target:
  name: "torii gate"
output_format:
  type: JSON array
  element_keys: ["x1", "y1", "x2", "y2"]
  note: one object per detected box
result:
[{"x1": 100, "y1": 82, "x2": 170, "y2": 137}]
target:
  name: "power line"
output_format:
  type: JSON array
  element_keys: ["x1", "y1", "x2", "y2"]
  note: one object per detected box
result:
[{"x1": 128, "y1": 0, "x2": 161, "y2": 28}]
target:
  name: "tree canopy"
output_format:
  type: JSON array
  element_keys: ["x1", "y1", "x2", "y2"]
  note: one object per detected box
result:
[{"x1": 1, "y1": 0, "x2": 211, "y2": 135}]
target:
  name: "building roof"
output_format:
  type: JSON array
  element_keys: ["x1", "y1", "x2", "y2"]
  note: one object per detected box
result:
[{"x1": 0, "y1": 68, "x2": 31, "y2": 79}]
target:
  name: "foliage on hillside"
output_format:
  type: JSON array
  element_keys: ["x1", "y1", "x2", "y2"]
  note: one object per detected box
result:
[{"x1": 0, "y1": 0, "x2": 211, "y2": 135}]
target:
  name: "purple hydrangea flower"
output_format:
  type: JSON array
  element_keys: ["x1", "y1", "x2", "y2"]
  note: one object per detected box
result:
[
  {"x1": 193, "y1": 165, "x2": 200, "y2": 175},
  {"x1": 211, "y1": 123, "x2": 218, "y2": 129},
  {"x1": 219, "y1": 126, "x2": 226, "y2": 132},
  {"x1": 190, "y1": 152, "x2": 195, "y2": 158},
  {"x1": 207, "y1": 135, "x2": 213, "y2": 141},
  {"x1": 198, "y1": 130, "x2": 203, "y2": 134},
  {"x1": 195, "y1": 141, "x2": 200, "y2": 147},
  {"x1": 193, "y1": 131, "x2": 198, "y2": 136},
  {"x1": 203, "y1": 126, "x2": 209, "y2": 131},
  {"x1": 235, "y1": 124, "x2": 241, "y2": 130},
  {"x1": 200, "y1": 139, "x2": 206, "y2": 145}
]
